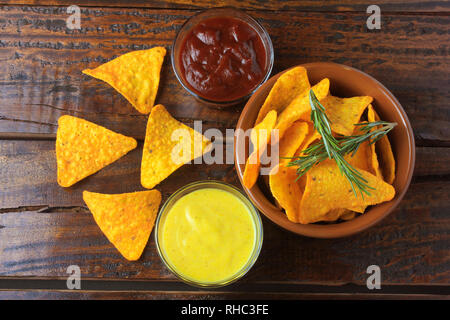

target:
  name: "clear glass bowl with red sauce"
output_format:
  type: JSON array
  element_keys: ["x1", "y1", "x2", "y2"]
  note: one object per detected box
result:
[{"x1": 171, "y1": 7, "x2": 274, "y2": 106}]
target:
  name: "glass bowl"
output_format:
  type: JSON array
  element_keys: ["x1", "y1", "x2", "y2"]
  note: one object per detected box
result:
[
  {"x1": 154, "y1": 180, "x2": 263, "y2": 288},
  {"x1": 171, "y1": 7, "x2": 274, "y2": 107}
]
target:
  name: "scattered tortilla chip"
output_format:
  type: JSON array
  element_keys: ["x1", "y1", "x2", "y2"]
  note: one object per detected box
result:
[
  {"x1": 275, "y1": 78, "x2": 330, "y2": 140},
  {"x1": 243, "y1": 110, "x2": 277, "y2": 189},
  {"x1": 278, "y1": 121, "x2": 309, "y2": 161},
  {"x1": 141, "y1": 105, "x2": 211, "y2": 189},
  {"x1": 255, "y1": 66, "x2": 310, "y2": 125},
  {"x1": 299, "y1": 159, "x2": 395, "y2": 224},
  {"x1": 368, "y1": 105, "x2": 396, "y2": 184},
  {"x1": 56, "y1": 115, "x2": 137, "y2": 187},
  {"x1": 322, "y1": 95, "x2": 373, "y2": 136},
  {"x1": 83, "y1": 47, "x2": 166, "y2": 114},
  {"x1": 269, "y1": 164, "x2": 302, "y2": 223},
  {"x1": 83, "y1": 190, "x2": 161, "y2": 261}
]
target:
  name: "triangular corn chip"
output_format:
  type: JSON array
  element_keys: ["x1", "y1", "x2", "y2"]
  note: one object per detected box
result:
[
  {"x1": 83, "y1": 190, "x2": 161, "y2": 261},
  {"x1": 243, "y1": 110, "x2": 277, "y2": 189},
  {"x1": 278, "y1": 121, "x2": 309, "y2": 161},
  {"x1": 275, "y1": 78, "x2": 330, "y2": 140},
  {"x1": 299, "y1": 160, "x2": 395, "y2": 224},
  {"x1": 56, "y1": 115, "x2": 137, "y2": 187},
  {"x1": 322, "y1": 209, "x2": 357, "y2": 222},
  {"x1": 255, "y1": 66, "x2": 310, "y2": 125},
  {"x1": 269, "y1": 164, "x2": 303, "y2": 223},
  {"x1": 83, "y1": 47, "x2": 166, "y2": 114},
  {"x1": 322, "y1": 95, "x2": 373, "y2": 136},
  {"x1": 368, "y1": 104, "x2": 396, "y2": 184},
  {"x1": 141, "y1": 105, "x2": 211, "y2": 189}
]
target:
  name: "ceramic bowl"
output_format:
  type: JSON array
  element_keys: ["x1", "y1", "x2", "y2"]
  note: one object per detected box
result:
[{"x1": 234, "y1": 62, "x2": 415, "y2": 238}]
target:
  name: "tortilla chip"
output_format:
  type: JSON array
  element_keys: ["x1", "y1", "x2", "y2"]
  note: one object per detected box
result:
[
  {"x1": 299, "y1": 159, "x2": 395, "y2": 224},
  {"x1": 345, "y1": 140, "x2": 372, "y2": 174},
  {"x1": 141, "y1": 105, "x2": 211, "y2": 189},
  {"x1": 291, "y1": 123, "x2": 370, "y2": 216},
  {"x1": 275, "y1": 78, "x2": 330, "y2": 140},
  {"x1": 279, "y1": 121, "x2": 309, "y2": 161},
  {"x1": 255, "y1": 66, "x2": 310, "y2": 125},
  {"x1": 56, "y1": 115, "x2": 137, "y2": 187},
  {"x1": 269, "y1": 122, "x2": 308, "y2": 222},
  {"x1": 291, "y1": 125, "x2": 321, "y2": 193},
  {"x1": 83, "y1": 190, "x2": 161, "y2": 261},
  {"x1": 322, "y1": 95, "x2": 373, "y2": 136},
  {"x1": 269, "y1": 164, "x2": 303, "y2": 223},
  {"x1": 340, "y1": 211, "x2": 357, "y2": 221},
  {"x1": 243, "y1": 110, "x2": 277, "y2": 189},
  {"x1": 368, "y1": 105, "x2": 396, "y2": 184},
  {"x1": 366, "y1": 106, "x2": 383, "y2": 180},
  {"x1": 294, "y1": 123, "x2": 321, "y2": 156},
  {"x1": 83, "y1": 47, "x2": 166, "y2": 114},
  {"x1": 322, "y1": 209, "x2": 356, "y2": 222}
]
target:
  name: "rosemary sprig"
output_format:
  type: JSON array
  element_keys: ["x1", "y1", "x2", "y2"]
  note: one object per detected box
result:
[{"x1": 288, "y1": 90, "x2": 397, "y2": 197}]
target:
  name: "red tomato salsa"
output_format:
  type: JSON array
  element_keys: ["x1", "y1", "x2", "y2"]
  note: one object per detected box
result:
[{"x1": 179, "y1": 16, "x2": 267, "y2": 102}]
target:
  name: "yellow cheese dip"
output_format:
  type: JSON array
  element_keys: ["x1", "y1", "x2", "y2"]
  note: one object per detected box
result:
[{"x1": 159, "y1": 187, "x2": 257, "y2": 284}]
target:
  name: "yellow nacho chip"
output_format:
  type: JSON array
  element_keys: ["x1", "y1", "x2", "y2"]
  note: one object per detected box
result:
[
  {"x1": 83, "y1": 47, "x2": 166, "y2": 114},
  {"x1": 299, "y1": 160, "x2": 395, "y2": 224},
  {"x1": 294, "y1": 123, "x2": 321, "y2": 156},
  {"x1": 291, "y1": 123, "x2": 369, "y2": 217},
  {"x1": 323, "y1": 208, "x2": 347, "y2": 222},
  {"x1": 323, "y1": 209, "x2": 357, "y2": 222},
  {"x1": 368, "y1": 105, "x2": 396, "y2": 184},
  {"x1": 322, "y1": 95, "x2": 373, "y2": 136},
  {"x1": 345, "y1": 140, "x2": 372, "y2": 174},
  {"x1": 293, "y1": 124, "x2": 321, "y2": 193},
  {"x1": 83, "y1": 190, "x2": 161, "y2": 261},
  {"x1": 243, "y1": 110, "x2": 277, "y2": 189},
  {"x1": 278, "y1": 121, "x2": 309, "y2": 161},
  {"x1": 269, "y1": 164, "x2": 303, "y2": 223},
  {"x1": 255, "y1": 66, "x2": 310, "y2": 125},
  {"x1": 268, "y1": 121, "x2": 308, "y2": 222},
  {"x1": 141, "y1": 105, "x2": 211, "y2": 189},
  {"x1": 275, "y1": 78, "x2": 330, "y2": 140},
  {"x1": 56, "y1": 115, "x2": 137, "y2": 187},
  {"x1": 340, "y1": 210, "x2": 356, "y2": 221},
  {"x1": 367, "y1": 105, "x2": 382, "y2": 180}
]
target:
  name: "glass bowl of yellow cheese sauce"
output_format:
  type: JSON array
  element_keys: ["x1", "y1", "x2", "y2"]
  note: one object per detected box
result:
[{"x1": 155, "y1": 180, "x2": 263, "y2": 287}]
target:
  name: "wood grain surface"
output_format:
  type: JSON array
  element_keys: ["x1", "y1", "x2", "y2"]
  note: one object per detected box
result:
[
  {"x1": 1, "y1": 0, "x2": 450, "y2": 12},
  {"x1": 0, "y1": 7, "x2": 449, "y2": 144},
  {"x1": 0, "y1": 1, "x2": 449, "y2": 299}
]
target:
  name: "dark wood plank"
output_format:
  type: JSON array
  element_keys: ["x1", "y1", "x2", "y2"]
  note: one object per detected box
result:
[
  {"x1": 0, "y1": 7, "x2": 448, "y2": 145},
  {"x1": 1, "y1": 1, "x2": 449, "y2": 12},
  {"x1": 1, "y1": 289, "x2": 448, "y2": 300},
  {"x1": 414, "y1": 147, "x2": 450, "y2": 177}
]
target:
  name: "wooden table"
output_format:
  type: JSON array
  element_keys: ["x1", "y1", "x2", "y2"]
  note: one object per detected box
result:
[{"x1": 0, "y1": 0, "x2": 449, "y2": 300}]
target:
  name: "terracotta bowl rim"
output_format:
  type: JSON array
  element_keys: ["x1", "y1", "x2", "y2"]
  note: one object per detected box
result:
[{"x1": 234, "y1": 62, "x2": 416, "y2": 238}]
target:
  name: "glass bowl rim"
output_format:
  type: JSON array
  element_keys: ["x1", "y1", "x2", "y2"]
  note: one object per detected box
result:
[
  {"x1": 154, "y1": 180, "x2": 264, "y2": 288},
  {"x1": 170, "y1": 7, "x2": 275, "y2": 106}
]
